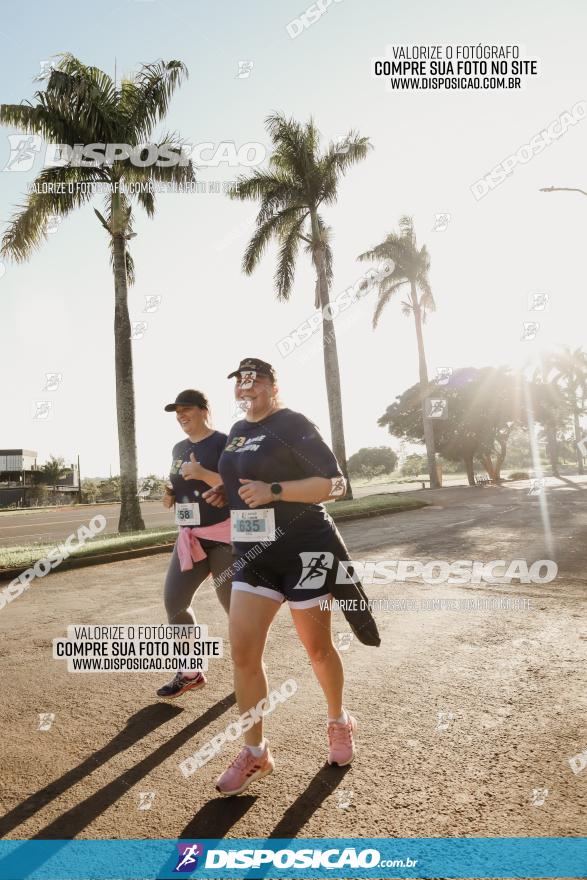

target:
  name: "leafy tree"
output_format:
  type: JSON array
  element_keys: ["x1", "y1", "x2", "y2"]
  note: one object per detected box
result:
[
  {"x1": 358, "y1": 216, "x2": 439, "y2": 488},
  {"x1": 401, "y1": 453, "x2": 427, "y2": 477},
  {"x1": 347, "y1": 446, "x2": 397, "y2": 477},
  {"x1": 40, "y1": 455, "x2": 70, "y2": 494},
  {"x1": 97, "y1": 476, "x2": 121, "y2": 502},
  {"x1": 27, "y1": 484, "x2": 50, "y2": 507},
  {"x1": 379, "y1": 367, "x2": 523, "y2": 485},
  {"x1": 81, "y1": 478, "x2": 100, "y2": 503},
  {"x1": 229, "y1": 113, "x2": 371, "y2": 498},
  {"x1": 1, "y1": 54, "x2": 195, "y2": 531},
  {"x1": 541, "y1": 346, "x2": 587, "y2": 474},
  {"x1": 527, "y1": 375, "x2": 570, "y2": 478},
  {"x1": 438, "y1": 457, "x2": 465, "y2": 474},
  {"x1": 502, "y1": 427, "x2": 533, "y2": 470}
]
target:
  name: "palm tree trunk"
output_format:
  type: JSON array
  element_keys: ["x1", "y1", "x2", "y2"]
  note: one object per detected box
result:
[
  {"x1": 111, "y1": 228, "x2": 145, "y2": 532},
  {"x1": 545, "y1": 423, "x2": 560, "y2": 477},
  {"x1": 463, "y1": 454, "x2": 475, "y2": 486},
  {"x1": 411, "y1": 285, "x2": 439, "y2": 489},
  {"x1": 573, "y1": 407, "x2": 584, "y2": 474},
  {"x1": 482, "y1": 435, "x2": 508, "y2": 483},
  {"x1": 311, "y1": 214, "x2": 353, "y2": 499},
  {"x1": 480, "y1": 455, "x2": 492, "y2": 481}
]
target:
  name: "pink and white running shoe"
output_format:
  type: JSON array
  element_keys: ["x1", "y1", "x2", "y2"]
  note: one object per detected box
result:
[
  {"x1": 327, "y1": 714, "x2": 357, "y2": 766},
  {"x1": 215, "y1": 744, "x2": 275, "y2": 796}
]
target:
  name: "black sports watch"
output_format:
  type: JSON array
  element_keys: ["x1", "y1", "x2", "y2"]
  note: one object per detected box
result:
[{"x1": 270, "y1": 482, "x2": 283, "y2": 498}]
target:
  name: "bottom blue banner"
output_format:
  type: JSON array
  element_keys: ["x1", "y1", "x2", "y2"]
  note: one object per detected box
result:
[{"x1": 0, "y1": 837, "x2": 585, "y2": 879}]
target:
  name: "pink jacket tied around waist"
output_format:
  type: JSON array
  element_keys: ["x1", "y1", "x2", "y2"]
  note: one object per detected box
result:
[{"x1": 176, "y1": 520, "x2": 231, "y2": 571}]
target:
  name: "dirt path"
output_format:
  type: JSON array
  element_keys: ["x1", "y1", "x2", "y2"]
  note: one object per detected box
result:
[{"x1": 0, "y1": 484, "x2": 585, "y2": 846}]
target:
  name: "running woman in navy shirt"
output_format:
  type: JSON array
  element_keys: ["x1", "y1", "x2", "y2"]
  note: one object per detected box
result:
[
  {"x1": 204, "y1": 358, "x2": 357, "y2": 795},
  {"x1": 156, "y1": 389, "x2": 232, "y2": 698}
]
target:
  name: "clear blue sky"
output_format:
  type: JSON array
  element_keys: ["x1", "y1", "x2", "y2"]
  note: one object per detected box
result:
[{"x1": 1, "y1": 0, "x2": 586, "y2": 476}]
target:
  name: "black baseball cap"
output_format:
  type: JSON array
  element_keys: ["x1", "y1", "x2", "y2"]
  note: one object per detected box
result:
[
  {"x1": 227, "y1": 358, "x2": 276, "y2": 381},
  {"x1": 164, "y1": 389, "x2": 209, "y2": 412}
]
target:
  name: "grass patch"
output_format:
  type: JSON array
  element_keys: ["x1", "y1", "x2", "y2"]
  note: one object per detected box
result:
[
  {"x1": 1, "y1": 494, "x2": 426, "y2": 571},
  {"x1": 327, "y1": 493, "x2": 427, "y2": 519},
  {"x1": 1, "y1": 526, "x2": 177, "y2": 570}
]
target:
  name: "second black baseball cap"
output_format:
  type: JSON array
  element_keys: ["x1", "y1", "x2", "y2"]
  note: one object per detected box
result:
[{"x1": 164, "y1": 389, "x2": 208, "y2": 412}]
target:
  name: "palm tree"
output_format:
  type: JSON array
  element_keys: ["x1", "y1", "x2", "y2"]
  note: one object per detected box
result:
[
  {"x1": 542, "y1": 346, "x2": 587, "y2": 474},
  {"x1": 530, "y1": 365, "x2": 570, "y2": 478},
  {"x1": 1, "y1": 54, "x2": 195, "y2": 530},
  {"x1": 228, "y1": 113, "x2": 372, "y2": 498},
  {"x1": 41, "y1": 455, "x2": 69, "y2": 497},
  {"x1": 358, "y1": 216, "x2": 439, "y2": 488}
]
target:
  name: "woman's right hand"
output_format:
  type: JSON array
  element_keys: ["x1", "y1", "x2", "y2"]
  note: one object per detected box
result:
[{"x1": 162, "y1": 492, "x2": 175, "y2": 510}]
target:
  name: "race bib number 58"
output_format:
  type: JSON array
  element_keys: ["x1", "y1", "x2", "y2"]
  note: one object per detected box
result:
[{"x1": 175, "y1": 503, "x2": 201, "y2": 526}]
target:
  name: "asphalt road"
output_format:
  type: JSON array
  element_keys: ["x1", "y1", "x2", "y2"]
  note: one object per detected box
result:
[
  {"x1": 0, "y1": 481, "x2": 418, "y2": 548},
  {"x1": 0, "y1": 480, "x2": 585, "y2": 853},
  {"x1": 1, "y1": 475, "x2": 583, "y2": 549}
]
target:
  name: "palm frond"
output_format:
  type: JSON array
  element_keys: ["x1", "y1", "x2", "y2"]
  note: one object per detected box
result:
[
  {"x1": 121, "y1": 60, "x2": 188, "y2": 141},
  {"x1": 45, "y1": 55, "x2": 119, "y2": 141},
  {"x1": 229, "y1": 170, "x2": 305, "y2": 229},
  {"x1": 361, "y1": 216, "x2": 435, "y2": 326},
  {"x1": 125, "y1": 248, "x2": 135, "y2": 285},
  {"x1": 242, "y1": 214, "x2": 282, "y2": 275},
  {"x1": 372, "y1": 279, "x2": 407, "y2": 328},
  {"x1": 136, "y1": 189, "x2": 155, "y2": 217},
  {"x1": 418, "y1": 274, "x2": 436, "y2": 312},
  {"x1": 320, "y1": 131, "x2": 372, "y2": 204},
  {"x1": 94, "y1": 208, "x2": 111, "y2": 232},
  {"x1": 1, "y1": 165, "x2": 102, "y2": 261},
  {"x1": 274, "y1": 213, "x2": 307, "y2": 301},
  {"x1": 265, "y1": 112, "x2": 314, "y2": 184}
]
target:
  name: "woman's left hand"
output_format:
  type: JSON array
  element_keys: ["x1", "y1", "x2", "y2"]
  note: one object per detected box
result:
[
  {"x1": 238, "y1": 479, "x2": 273, "y2": 508},
  {"x1": 202, "y1": 483, "x2": 228, "y2": 508}
]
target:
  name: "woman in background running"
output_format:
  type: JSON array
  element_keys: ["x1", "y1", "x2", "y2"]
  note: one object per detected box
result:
[{"x1": 156, "y1": 389, "x2": 232, "y2": 698}]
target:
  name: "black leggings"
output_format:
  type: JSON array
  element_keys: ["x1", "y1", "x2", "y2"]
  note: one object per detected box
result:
[{"x1": 163, "y1": 542, "x2": 233, "y2": 624}]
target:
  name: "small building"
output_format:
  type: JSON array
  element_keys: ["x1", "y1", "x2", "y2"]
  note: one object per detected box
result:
[
  {"x1": 0, "y1": 449, "x2": 38, "y2": 507},
  {"x1": 0, "y1": 449, "x2": 79, "y2": 508}
]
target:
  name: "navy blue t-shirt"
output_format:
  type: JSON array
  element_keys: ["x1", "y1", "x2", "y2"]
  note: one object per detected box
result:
[
  {"x1": 169, "y1": 430, "x2": 228, "y2": 527},
  {"x1": 218, "y1": 409, "x2": 343, "y2": 559}
]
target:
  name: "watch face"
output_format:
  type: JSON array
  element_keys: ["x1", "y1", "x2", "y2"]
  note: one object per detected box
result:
[{"x1": 271, "y1": 483, "x2": 282, "y2": 495}]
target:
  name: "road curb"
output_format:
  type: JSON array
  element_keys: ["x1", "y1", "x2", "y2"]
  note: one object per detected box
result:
[
  {"x1": 0, "y1": 542, "x2": 176, "y2": 582},
  {"x1": 0, "y1": 499, "x2": 427, "y2": 582}
]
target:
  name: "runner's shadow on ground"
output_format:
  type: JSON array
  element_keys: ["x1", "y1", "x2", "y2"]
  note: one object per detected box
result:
[
  {"x1": 30, "y1": 694, "x2": 236, "y2": 840},
  {"x1": 0, "y1": 695, "x2": 237, "y2": 880},
  {"x1": 179, "y1": 762, "x2": 350, "y2": 841},
  {"x1": 0, "y1": 703, "x2": 182, "y2": 837},
  {"x1": 175, "y1": 765, "x2": 352, "y2": 880},
  {"x1": 268, "y1": 763, "x2": 351, "y2": 838},
  {"x1": 180, "y1": 795, "x2": 257, "y2": 838}
]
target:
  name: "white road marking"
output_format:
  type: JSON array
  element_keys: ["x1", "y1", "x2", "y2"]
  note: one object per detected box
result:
[{"x1": 1, "y1": 509, "x2": 170, "y2": 532}]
